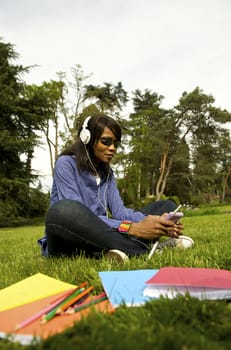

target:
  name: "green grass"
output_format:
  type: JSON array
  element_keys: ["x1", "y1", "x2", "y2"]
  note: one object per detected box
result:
[{"x1": 0, "y1": 205, "x2": 231, "y2": 349}]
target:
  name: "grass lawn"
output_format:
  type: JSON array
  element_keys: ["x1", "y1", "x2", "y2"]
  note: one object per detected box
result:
[{"x1": 0, "y1": 205, "x2": 231, "y2": 349}]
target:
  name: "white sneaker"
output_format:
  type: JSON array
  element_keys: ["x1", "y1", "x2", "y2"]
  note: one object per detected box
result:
[
  {"x1": 106, "y1": 249, "x2": 129, "y2": 263},
  {"x1": 157, "y1": 235, "x2": 194, "y2": 251},
  {"x1": 175, "y1": 235, "x2": 194, "y2": 249}
]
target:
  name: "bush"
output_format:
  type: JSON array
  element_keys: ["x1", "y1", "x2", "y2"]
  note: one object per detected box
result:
[
  {"x1": 0, "y1": 188, "x2": 49, "y2": 227},
  {"x1": 27, "y1": 188, "x2": 49, "y2": 217}
]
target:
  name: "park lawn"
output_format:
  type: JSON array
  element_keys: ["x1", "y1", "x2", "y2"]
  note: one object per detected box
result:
[{"x1": 0, "y1": 205, "x2": 231, "y2": 349}]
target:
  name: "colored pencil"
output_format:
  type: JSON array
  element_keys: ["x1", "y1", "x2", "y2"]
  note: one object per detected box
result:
[
  {"x1": 41, "y1": 287, "x2": 85, "y2": 323},
  {"x1": 67, "y1": 293, "x2": 107, "y2": 314},
  {"x1": 49, "y1": 288, "x2": 78, "y2": 304},
  {"x1": 66, "y1": 292, "x2": 104, "y2": 313},
  {"x1": 70, "y1": 292, "x2": 90, "y2": 307},
  {"x1": 67, "y1": 292, "x2": 106, "y2": 313},
  {"x1": 55, "y1": 286, "x2": 94, "y2": 315},
  {"x1": 41, "y1": 282, "x2": 88, "y2": 323},
  {"x1": 72, "y1": 292, "x2": 106, "y2": 308},
  {"x1": 14, "y1": 288, "x2": 77, "y2": 331}
]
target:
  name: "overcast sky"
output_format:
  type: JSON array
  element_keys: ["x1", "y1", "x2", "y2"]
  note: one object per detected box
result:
[{"x1": 1, "y1": 0, "x2": 231, "y2": 189}]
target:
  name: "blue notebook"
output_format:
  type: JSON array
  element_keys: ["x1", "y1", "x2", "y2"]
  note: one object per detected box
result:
[{"x1": 99, "y1": 269, "x2": 158, "y2": 307}]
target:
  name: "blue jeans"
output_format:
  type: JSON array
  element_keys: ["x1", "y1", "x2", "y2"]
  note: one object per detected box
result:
[{"x1": 45, "y1": 199, "x2": 177, "y2": 257}]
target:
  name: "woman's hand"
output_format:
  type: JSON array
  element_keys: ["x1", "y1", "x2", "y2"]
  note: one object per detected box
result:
[{"x1": 129, "y1": 214, "x2": 184, "y2": 240}]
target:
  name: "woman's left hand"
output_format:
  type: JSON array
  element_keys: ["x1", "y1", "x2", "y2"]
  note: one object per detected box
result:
[
  {"x1": 161, "y1": 213, "x2": 184, "y2": 238},
  {"x1": 167, "y1": 221, "x2": 184, "y2": 238}
]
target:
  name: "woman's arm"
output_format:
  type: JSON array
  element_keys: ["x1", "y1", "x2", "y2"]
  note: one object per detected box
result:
[{"x1": 50, "y1": 156, "x2": 84, "y2": 205}]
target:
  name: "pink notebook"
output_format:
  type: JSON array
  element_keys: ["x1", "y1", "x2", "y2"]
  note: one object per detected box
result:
[{"x1": 143, "y1": 267, "x2": 231, "y2": 300}]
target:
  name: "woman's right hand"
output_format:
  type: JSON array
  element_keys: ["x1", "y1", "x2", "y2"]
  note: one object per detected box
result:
[{"x1": 129, "y1": 214, "x2": 180, "y2": 240}]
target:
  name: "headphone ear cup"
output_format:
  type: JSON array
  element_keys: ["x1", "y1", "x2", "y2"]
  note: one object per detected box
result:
[
  {"x1": 80, "y1": 128, "x2": 91, "y2": 144},
  {"x1": 79, "y1": 116, "x2": 91, "y2": 144}
]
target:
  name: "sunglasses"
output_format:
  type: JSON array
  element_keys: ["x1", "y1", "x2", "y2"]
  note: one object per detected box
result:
[{"x1": 100, "y1": 137, "x2": 120, "y2": 148}]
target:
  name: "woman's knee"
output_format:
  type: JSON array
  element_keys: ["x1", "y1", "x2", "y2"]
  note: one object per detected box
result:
[
  {"x1": 45, "y1": 199, "x2": 87, "y2": 225},
  {"x1": 161, "y1": 199, "x2": 177, "y2": 208}
]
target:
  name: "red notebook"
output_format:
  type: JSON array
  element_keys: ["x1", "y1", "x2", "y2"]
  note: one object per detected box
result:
[{"x1": 143, "y1": 267, "x2": 231, "y2": 300}]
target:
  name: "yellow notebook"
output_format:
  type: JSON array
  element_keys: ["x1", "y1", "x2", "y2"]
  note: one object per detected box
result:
[{"x1": 0, "y1": 273, "x2": 76, "y2": 312}]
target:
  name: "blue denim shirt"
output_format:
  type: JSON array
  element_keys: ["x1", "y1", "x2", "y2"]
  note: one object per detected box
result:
[{"x1": 38, "y1": 155, "x2": 145, "y2": 256}]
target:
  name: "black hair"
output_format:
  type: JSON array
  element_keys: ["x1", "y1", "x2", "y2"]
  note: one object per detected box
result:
[{"x1": 59, "y1": 114, "x2": 122, "y2": 177}]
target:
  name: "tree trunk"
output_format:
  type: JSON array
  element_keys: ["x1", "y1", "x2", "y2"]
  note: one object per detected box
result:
[{"x1": 221, "y1": 165, "x2": 231, "y2": 202}]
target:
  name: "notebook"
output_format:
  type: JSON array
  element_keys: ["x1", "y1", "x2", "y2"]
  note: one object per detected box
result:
[
  {"x1": 0, "y1": 273, "x2": 76, "y2": 312},
  {"x1": 143, "y1": 267, "x2": 231, "y2": 300},
  {"x1": 99, "y1": 269, "x2": 158, "y2": 307},
  {"x1": 0, "y1": 290, "x2": 114, "y2": 345}
]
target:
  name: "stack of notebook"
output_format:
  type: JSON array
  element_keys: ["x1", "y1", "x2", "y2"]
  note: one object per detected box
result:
[
  {"x1": 99, "y1": 267, "x2": 231, "y2": 307},
  {"x1": 142, "y1": 267, "x2": 231, "y2": 300},
  {"x1": 0, "y1": 273, "x2": 114, "y2": 345}
]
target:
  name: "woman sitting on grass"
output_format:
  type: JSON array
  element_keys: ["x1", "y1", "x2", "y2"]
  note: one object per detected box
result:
[{"x1": 38, "y1": 114, "x2": 193, "y2": 262}]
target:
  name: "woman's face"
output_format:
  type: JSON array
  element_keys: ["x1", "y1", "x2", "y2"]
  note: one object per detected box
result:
[{"x1": 93, "y1": 127, "x2": 119, "y2": 164}]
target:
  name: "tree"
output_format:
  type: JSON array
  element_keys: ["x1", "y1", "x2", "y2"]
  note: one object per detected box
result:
[
  {"x1": 125, "y1": 89, "x2": 191, "y2": 202},
  {"x1": 35, "y1": 65, "x2": 93, "y2": 176},
  {"x1": 129, "y1": 89, "x2": 165, "y2": 200},
  {"x1": 0, "y1": 40, "x2": 29, "y2": 220},
  {"x1": 32, "y1": 80, "x2": 65, "y2": 175},
  {"x1": 216, "y1": 129, "x2": 231, "y2": 202},
  {"x1": 176, "y1": 87, "x2": 231, "y2": 203},
  {"x1": 83, "y1": 82, "x2": 128, "y2": 118},
  {"x1": 124, "y1": 87, "x2": 231, "y2": 204},
  {"x1": 0, "y1": 39, "x2": 49, "y2": 222}
]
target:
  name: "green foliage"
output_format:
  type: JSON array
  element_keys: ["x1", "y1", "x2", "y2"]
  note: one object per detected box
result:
[
  {"x1": 0, "y1": 184, "x2": 49, "y2": 225},
  {"x1": 0, "y1": 208, "x2": 231, "y2": 349},
  {"x1": 176, "y1": 87, "x2": 231, "y2": 203},
  {"x1": 121, "y1": 86, "x2": 231, "y2": 203},
  {"x1": 0, "y1": 39, "x2": 50, "y2": 225},
  {"x1": 26, "y1": 188, "x2": 49, "y2": 218},
  {"x1": 83, "y1": 82, "x2": 128, "y2": 115}
]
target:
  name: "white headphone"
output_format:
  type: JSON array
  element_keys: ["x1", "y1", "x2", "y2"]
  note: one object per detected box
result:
[{"x1": 79, "y1": 116, "x2": 92, "y2": 144}]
